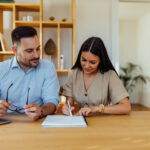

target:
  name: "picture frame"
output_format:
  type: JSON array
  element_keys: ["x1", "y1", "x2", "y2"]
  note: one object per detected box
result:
[{"x1": 0, "y1": 33, "x2": 7, "y2": 51}]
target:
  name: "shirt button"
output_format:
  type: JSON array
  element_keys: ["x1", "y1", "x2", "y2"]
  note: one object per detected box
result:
[{"x1": 85, "y1": 93, "x2": 87, "y2": 96}]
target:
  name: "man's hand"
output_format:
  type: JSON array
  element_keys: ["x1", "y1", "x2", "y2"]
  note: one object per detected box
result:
[
  {"x1": 0, "y1": 100, "x2": 11, "y2": 117},
  {"x1": 24, "y1": 104, "x2": 41, "y2": 121}
]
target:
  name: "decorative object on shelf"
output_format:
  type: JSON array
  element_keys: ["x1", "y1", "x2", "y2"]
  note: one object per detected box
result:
[
  {"x1": 27, "y1": 16, "x2": 33, "y2": 21},
  {"x1": 22, "y1": 16, "x2": 33, "y2": 21},
  {"x1": 44, "y1": 38, "x2": 57, "y2": 55},
  {"x1": 0, "y1": 0, "x2": 14, "y2": 3},
  {"x1": 61, "y1": 18, "x2": 67, "y2": 22},
  {"x1": 49, "y1": 16, "x2": 55, "y2": 21},
  {"x1": 22, "y1": 16, "x2": 27, "y2": 21},
  {"x1": 60, "y1": 54, "x2": 64, "y2": 70},
  {"x1": 120, "y1": 62, "x2": 150, "y2": 92},
  {"x1": 0, "y1": 33, "x2": 7, "y2": 52}
]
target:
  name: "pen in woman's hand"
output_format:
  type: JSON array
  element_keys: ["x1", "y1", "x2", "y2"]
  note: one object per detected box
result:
[{"x1": 67, "y1": 100, "x2": 73, "y2": 116}]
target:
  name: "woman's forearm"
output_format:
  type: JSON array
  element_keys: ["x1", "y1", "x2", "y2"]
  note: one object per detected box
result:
[{"x1": 101, "y1": 98, "x2": 131, "y2": 115}]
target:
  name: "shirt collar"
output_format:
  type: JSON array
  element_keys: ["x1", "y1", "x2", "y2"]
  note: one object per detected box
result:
[
  {"x1": 11, "y1": 57, "x2": 20, "y2": 69},
  {"x1": 11, "y1": 56, "x2": 39, "y2": 73}
]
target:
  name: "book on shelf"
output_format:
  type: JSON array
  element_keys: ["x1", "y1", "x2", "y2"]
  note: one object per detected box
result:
[{"x1": 0, "y1": 33, "x2": 7, "y2": 52}]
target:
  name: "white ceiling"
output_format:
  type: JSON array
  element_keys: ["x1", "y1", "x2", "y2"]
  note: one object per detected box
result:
[{"x1": 119, "y1": 2, "x2": 150, "y2": 20}]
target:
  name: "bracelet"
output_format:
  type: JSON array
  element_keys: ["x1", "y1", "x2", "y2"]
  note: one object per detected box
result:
[
  {"x1": 39, "y1": 110, "x2": 44, "y2": 119},
  {"x1": 99, "y1": 104, "x2": 105, "y2": 113}
]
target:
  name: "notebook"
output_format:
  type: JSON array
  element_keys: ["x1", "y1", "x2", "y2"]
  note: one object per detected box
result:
[{"x1": 42, "y1": 115, "x2": 87, "y2": 127}]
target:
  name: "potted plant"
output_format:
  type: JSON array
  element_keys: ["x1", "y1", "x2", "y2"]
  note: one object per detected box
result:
[{"x1": 120, "y1": 62, "x2": 149, "y2": 92}]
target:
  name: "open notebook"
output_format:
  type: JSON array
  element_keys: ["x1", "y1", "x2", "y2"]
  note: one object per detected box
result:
[{"x1": 42, "y1": 115, "x2": 87, "y2": 127}]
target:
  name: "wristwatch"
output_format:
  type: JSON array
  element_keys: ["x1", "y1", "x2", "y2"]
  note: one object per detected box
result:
[
  {"x1": 99, "y1": 104, "x2": 105, "y2": 113},
  {"x1": 39, "y1": 110, "x2": 44, "y2": 119}
]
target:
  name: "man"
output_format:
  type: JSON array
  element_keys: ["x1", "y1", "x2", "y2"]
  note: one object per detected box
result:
[{"x1": 0, "y1": 26, "x2": 60, "y2": 120}]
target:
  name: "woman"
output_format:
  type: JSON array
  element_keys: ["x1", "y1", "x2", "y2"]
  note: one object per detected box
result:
[{"x1": 62, "y1": 37, "x2": 131, "y2": 116}]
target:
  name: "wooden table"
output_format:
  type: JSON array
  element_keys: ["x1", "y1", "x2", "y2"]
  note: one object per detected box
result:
[{"x1": 0, "y1": 111, "x2": 150, "y2": 150}]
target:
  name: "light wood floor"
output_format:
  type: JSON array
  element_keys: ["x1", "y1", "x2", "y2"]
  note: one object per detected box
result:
[{"x1": 131, "y1": 104, "x2": 150, "y2": 111}]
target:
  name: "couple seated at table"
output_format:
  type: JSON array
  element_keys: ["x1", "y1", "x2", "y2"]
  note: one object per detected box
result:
[{"x1": 0, "y1": 26, "x2": 131, "y2": 121}]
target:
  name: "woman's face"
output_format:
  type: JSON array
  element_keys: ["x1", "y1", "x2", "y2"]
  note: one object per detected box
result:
[{"x1": 80, "y1": 51, "x2": 100, "y2": 75}]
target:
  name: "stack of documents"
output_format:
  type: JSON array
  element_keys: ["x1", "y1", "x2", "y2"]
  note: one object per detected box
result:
[{"x1": 42, "y1": 115, "x2": 87, "y2": 127}]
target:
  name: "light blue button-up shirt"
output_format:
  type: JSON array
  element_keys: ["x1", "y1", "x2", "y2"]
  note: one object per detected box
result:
[{"x1": 0, "y1": 57, "x2": 60, "y2": 113}]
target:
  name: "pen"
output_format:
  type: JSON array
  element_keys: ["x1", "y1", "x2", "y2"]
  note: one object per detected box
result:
[{"x1": 67, "y1": 100, "x2": 73, "y2": 116}]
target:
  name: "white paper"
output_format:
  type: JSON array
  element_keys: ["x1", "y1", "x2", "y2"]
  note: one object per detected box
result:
[{"x1": 42, "y1": 115, "x2": 87, "y2": 127}]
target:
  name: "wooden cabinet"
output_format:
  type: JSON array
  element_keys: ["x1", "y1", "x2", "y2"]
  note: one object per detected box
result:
[{"x1": 0, "y1": 0, "x2": 75, "y2": 73}]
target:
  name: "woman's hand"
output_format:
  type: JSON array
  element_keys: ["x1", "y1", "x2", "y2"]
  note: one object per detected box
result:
[
  {"x1": 62, "y1": 104, "x2": 75, "y2": 116},
  {"x1": 76, "y1": 106, "x2": 99, "y2": 116}
]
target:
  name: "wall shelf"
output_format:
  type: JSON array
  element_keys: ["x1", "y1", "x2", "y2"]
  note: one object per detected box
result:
[
  {"x1": 0, "y1": 51, "x2": 14, "y2": 55},
  {"x1": 15, "y1": 4, "x2": 40, "y2": 12},
  {"x1": 56, "y1": 69, "x2": 71, "y2": 73},
  {"x1": 0, "y1": 0, "x2": 76, "y2": 84},
  {"x1": 15, "y1": 21, "x2": 40, "y2": 27},
  {"x1": 0, "y1": 3, "x2": 13, "y2": 11}
]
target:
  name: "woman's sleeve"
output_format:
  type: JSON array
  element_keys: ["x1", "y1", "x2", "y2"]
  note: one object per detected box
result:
[
  {"x1": 109, "y1": 71, "x2": 129, "y2": 105},
  {"x1": 63, "y1": 70, "x2": 74, "y2": 97}
]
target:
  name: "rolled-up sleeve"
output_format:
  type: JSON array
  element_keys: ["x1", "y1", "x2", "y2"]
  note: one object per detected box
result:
[
  {"x1": 42, "y1": 62, "x2": 60, "y2": 107},
  {"x1": 63, "y1": 70, "x2": 73, "y2": 97},
  {"x1": 109, "y1": 71, "x2": 129, "y2": 105}
]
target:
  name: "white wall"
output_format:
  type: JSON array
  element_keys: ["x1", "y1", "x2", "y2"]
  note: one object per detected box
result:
[
  {"x1": 76, "y1": 0, "x2": 112, "y2": 57},
  {"x1": 119, "y1": 20, "x2": 140, "y2": 104},
  {"x1": 111, "y1": 0, "x2": 119, "y2": 73},
  {"x1": 137, "y1": 13, "x2": 150, "y2": 107},
  {"x1": 119, "y1": 20, "x2": 138, "y2": 67}
]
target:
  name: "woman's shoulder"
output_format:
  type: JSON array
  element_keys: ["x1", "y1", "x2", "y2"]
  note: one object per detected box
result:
[
  {"x1": 98, "y1": 70, "x2": 118, "y2": 79},
  {"x1": 107, "y1": 70, "x2": 117, "y2": 76},
  {"x1": 69, "y1": 68, "x2": 82, "y2": 76},
  {"x1": 103, "y1": 70, "x2": 117, "y2": 75}
]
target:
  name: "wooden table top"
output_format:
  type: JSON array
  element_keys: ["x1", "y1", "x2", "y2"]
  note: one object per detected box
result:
[{"x1": 0, "y1": 111, "x2": 150, "y2": 150}]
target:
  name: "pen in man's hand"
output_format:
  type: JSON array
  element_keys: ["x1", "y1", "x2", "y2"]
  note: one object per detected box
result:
[{"x1": 67, "y1": 100, "x2": 73, "y2": 116}]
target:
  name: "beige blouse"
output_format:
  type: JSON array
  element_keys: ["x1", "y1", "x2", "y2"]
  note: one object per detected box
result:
[{"x1": 63, "y1": 68, "x2": 129, "y2": 107}]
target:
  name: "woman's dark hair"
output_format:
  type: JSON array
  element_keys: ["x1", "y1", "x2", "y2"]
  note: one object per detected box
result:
[
  {"x1": 11, "y1": 26, "x2": 37, "y2": 45},
  {"x1": 72, "y1": 37, "x2": 117, "y2": 74}
]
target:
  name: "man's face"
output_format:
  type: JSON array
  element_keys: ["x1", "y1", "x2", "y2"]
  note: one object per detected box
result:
[{"x1": 16, "y1": 35, "x2": 40, "y2": 69}]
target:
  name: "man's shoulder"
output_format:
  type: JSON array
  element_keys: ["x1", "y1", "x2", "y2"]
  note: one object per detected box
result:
[
  {"x1": 39, "y1": 59, "x2": 54, "y2": 68},
  {"x1": 0, "y1": 58, "x2": 12, "y2": 80},
  {"x1": 38, "y1": 59, "x2": 56, "y2": 72},
  {"x1": 0, "y1": 59, "x2": 12, "y2": 70}
]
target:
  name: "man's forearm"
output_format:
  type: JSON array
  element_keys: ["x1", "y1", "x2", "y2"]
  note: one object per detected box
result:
[{"x1": 41, "y1": 102, "x2": 56, "y2": 116}]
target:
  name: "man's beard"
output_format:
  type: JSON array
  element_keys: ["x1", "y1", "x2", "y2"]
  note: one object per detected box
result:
[{"x1": 21, "y1": 58, "x2": 40, "y2": 68}]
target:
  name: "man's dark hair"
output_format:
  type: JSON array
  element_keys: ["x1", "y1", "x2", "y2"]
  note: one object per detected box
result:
[
  {"x1": 11, "y1": 26, "x2": 37, "y2": 45},
  {"x1": 72, "y1": 37, "x2": 117, "y2": 74}
]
